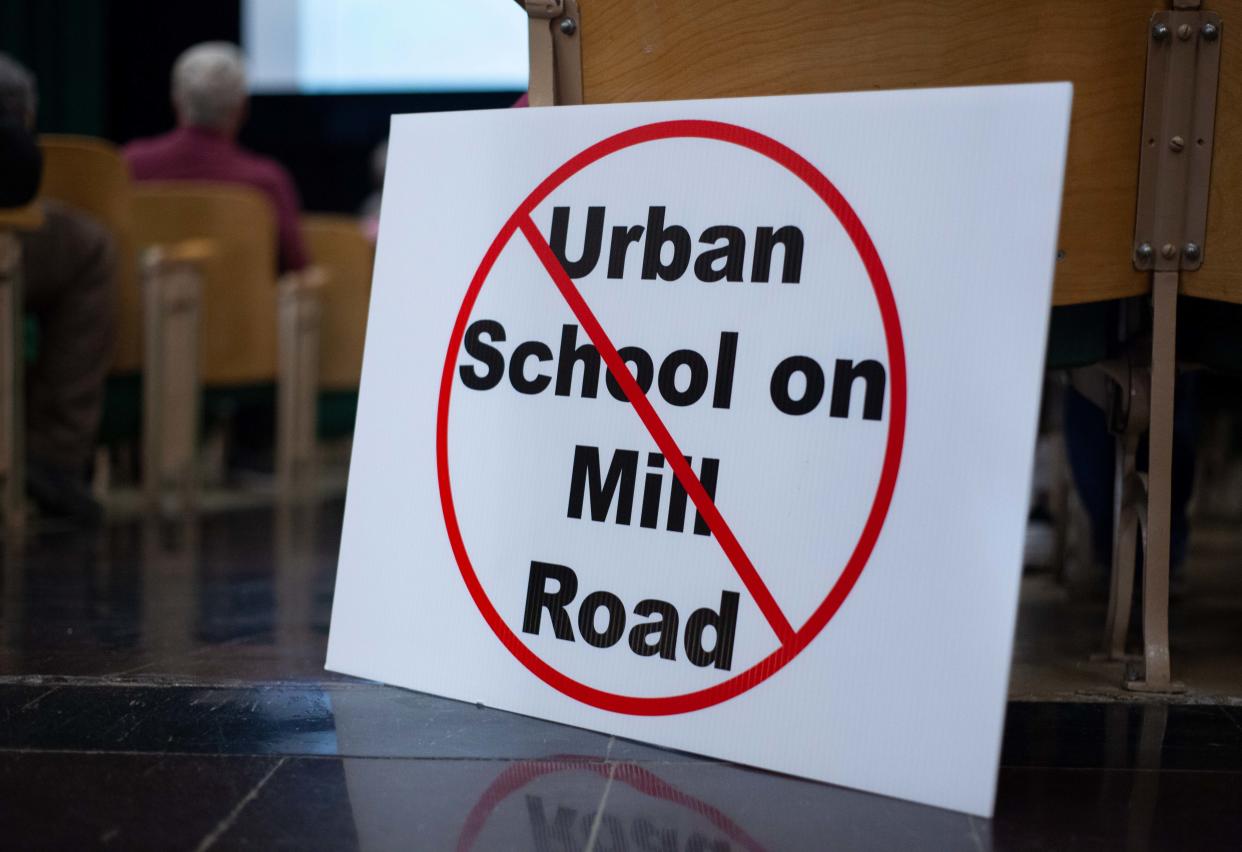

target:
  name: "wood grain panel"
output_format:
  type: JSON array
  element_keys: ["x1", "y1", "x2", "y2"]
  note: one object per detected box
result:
[
  {"x1": 578, "y1": 0, "x2": 1239, "y2": 306},
  {"x1": 1185, "y1": 7, "x2": 1242, "y2": 304},
  {"x1": 38, "y1": 136, "x2": 140, "y2": 371},
  {"x1": 303, "y1": 215, "x2": 374, "y2": 391}
]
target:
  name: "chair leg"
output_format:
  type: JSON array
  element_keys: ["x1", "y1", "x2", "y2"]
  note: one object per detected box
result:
[
  {"x1": 1050, "y1": 440, "x2": 1070, "y2": 580},
  {"x1": 1099, "y1": 434, "x2": 1140, "y2": 661},
  {"x1": 1126, "y1": 270, "x2": 1183, "y2": 693},
  {"x1": 277, "y1": 274, "x2": 321, "y2": 500},
  {"x1": 0, "y1": 232, "x2": 25, "y2": 531},
  {"x1": 142, "y1": 252, "x2": 202, "y2": 515}
]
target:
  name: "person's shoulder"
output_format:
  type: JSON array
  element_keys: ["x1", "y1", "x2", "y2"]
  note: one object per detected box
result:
[
  {"x1": 122, "y1": 130, "x2": 176, "y2": 154},
  {"x1": 234, "y1": 146, "x2": 295, "y2": 189},
  {"x1": 121, "y1": 131, "x2": 176, "y2": 166}
]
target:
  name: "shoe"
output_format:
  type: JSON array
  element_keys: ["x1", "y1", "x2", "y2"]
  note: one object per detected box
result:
[{"x1": 26, "y1": 459, "x2": 103, "y2": 527}]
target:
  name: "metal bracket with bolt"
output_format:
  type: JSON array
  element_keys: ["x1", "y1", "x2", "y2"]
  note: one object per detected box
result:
[
  {"x1": 1132, "y1": 10, "x2": 1221, "y2": 273},
  {"x1": 1105, "y1": 4, "x2": 1222, "y2": 695},
  {"x1": 519, "y1": 0, "x2": 583, "y2": 106}
]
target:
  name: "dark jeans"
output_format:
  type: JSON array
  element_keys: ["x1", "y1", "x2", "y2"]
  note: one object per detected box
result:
[
  {"x1": 1063, "y1": 377, "x2": 1198, "y2": 569},
  {"x1": 17, "y1": 199, "x2": 117, "y2": 474}
]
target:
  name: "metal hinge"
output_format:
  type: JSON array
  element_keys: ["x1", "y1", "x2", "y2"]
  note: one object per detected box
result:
[
  {"x1": 1132, "y1": 10, "x2": 1222, "y2": 272},
  {"x1": 519, "y1": 0, "x2": 583, "y2": 107}
]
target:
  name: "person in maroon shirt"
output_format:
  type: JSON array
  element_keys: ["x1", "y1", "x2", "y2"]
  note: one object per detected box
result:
[{"x1": 123, "y1": 42, "x2": 308, "y2": 273}]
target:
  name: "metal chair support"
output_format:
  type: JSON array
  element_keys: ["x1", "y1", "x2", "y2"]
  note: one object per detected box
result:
[
  {"x1": 276, "y1": 269, "x2": 323, "y2": 501},
  {"x1": 141, "y1": 242, "x2": 208, "y2": 515}
]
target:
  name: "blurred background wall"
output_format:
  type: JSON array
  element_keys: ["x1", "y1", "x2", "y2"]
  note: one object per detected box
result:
[{"x1": 0, "y1": 0, "x2": 525, "y2": 213}]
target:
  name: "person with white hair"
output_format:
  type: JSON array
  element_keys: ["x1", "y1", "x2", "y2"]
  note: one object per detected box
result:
[
  {"x1": 1, "y1": 52, "x2": 117, "y2": 524},
  {"x1": 123, "y1": 42, "x2": 308, "y2": 272}
]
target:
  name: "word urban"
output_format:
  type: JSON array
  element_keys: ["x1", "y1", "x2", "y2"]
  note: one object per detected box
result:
[
  {"x1": 523, "y1": 561, "x2": 740, "y2": 670},
  {"x1": 549, "y1": 206, "x2": 804, "y2": 283}
]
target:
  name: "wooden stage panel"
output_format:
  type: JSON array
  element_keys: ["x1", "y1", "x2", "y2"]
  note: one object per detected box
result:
[
  {"x1": 579, "y1": 0, "x2": 1239, "y2": 306},
  {"x1": 1187, "y1": 8, "x2": 1242, "y2": 305}
]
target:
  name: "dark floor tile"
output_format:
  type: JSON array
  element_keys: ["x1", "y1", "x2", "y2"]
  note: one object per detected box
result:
[
  {"x1": 0, "y1": 683, "x2": 342, "y2": 757},
  {"x1": 326, "y1": 686, "x2": 619, "y2": 761},
  {"x1": 119, "y1": 638, "x2": 343, "y2": 683},
  {"x1": 5, "y1": 497, "x2": 1242, "y2": 850},
  {"x1": 228, "y1": 757, "x2": 986, "y2": 852},
  {"x1": 1001, "y1": 702, "x2": 1242, "y2": 771},
  {"x1": 13, "y1": 751, "x2": 1241, "y2": 852},
  {"x1": 216, "y1": 756, "x2": 363, "y2": 851},
  {"x1": 0, "y1": 750, "x2": 282, "y2": 851},
  {"x1": 0, "y1": 648, "x2": 158, "y2": 679},
  {"x1": 595, "y1": 761, "x2": 986, "y2": 852},
  {"x1": 223, "y1": 757, "x2": 615, "y2": 852},
  {"x1": 0, "y1": 682, "x2": 618, "y2": 761},
  {"x1": 1, "y1": 501, "x2": 344, "y2": 683},
  {"x1": 1218, "y1": 704, "x2": 1242, "y2": 739},
  {"x1": 0, "y1": 644, "x2": 352, "y2": 683},
  {"x1": 994, "y1": 766, "x2": 1242, "y2": 852}
]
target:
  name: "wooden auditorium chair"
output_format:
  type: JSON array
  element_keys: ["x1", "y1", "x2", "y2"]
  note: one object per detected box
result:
[
  {"x1": 302, "y1": 214, "x2": 374, "y2": 440},
  {"x1": 517, "y1": 0, "x2": 1241, "y2": 692},
  {"x1": 36, "y1": 135, "x2": 139, "y2": 371},
  {"x1": 36, "y1": 135, "x2": 221, "y2": 509},
  {"x1": 131, "y1": 182, "x2": 322, "y2": 502}
]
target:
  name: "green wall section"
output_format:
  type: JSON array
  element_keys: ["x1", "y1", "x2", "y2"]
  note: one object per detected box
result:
[{"x1": 0, "y1": 0, "x2": 106, "y2": 135}]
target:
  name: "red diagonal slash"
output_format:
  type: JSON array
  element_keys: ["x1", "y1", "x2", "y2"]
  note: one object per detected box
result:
[{"x1": 517, "y1": 214, "x2": 797, "y2": 646}]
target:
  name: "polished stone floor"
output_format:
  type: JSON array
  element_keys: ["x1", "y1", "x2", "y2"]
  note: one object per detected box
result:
[{"x1": 1, "y1": 501, "x2": 1240, "y2": 850}]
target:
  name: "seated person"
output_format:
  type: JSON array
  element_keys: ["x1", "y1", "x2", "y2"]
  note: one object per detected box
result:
[
  {"x1": 0, "y1": 110, "x2": 39, "y2": 206},
  {"x1": 1, "y1": 53, "x2": 117, "y2": 523},
  {"x1": 124, "y1": 42, "x2": 308, "y2": 273}
]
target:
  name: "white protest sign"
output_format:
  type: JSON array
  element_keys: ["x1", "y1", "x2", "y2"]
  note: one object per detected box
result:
[{"x1": 328, "y1": 85, "x2": 1072, "y2": 817}]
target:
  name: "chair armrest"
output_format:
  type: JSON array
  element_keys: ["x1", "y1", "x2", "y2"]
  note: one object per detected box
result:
[
  {"x1": 0, "y1": 203, "x2": 45, "y2": 232},
  {"x1": 278, "y1": 264, "x2": 329, "y2": 294},
  {"x1": 141, "y1": 238, "x2": 217, "y2": 270}
]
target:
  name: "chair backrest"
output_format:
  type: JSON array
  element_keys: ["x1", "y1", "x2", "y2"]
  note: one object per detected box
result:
[
  {"x1": 131, "y1": 182, "x2": 280, "y2": 385},
  {"x1": 37, "y1": 135, "x2": 141, "y2": 370},
  {"x1": 302, "y1": 214, "x2": 374, "y2": 391},
  {"x1": 576, "y1": 0, "x2": 1242, "y2": 306}
]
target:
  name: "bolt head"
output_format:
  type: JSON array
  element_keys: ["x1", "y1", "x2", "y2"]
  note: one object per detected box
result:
[
  {"x1": 1161, "y1": 243, "x2": 1178, "y2": 260},
  {"x1": 559, "y1": 17, "x2": 577, "y2": 35},
  {"x1": 1203, "y1": 22, "x2": 1219, "y2": 41},
  {"x1": 1153, "y1": 22, "x2": 1170, "y2": 41},
  {"x1": 1136, "y1": 243, "x2": 1154, "y2": 263},
  {"x1": 1183, "y1": 242, "x2": 1201, "y2": 262}
]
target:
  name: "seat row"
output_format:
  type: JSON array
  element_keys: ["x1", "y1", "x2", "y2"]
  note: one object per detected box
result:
[{"x1": 1, "y1": 134, "x2": 375, "y2": 518}]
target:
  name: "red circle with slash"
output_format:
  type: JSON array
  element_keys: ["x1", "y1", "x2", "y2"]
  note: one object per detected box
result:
[{"x1": 437, "y1": 120, "x2": 907, "y2": 715}]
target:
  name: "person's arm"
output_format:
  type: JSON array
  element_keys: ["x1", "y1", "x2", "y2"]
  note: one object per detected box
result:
[{"x1": 0, "y1": 119, "x2": 42, "y2": 207}]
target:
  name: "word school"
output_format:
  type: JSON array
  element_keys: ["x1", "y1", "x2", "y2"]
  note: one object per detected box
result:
[{"x1": 459, "y1": 320, "x2": 887, "y2": 420}]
